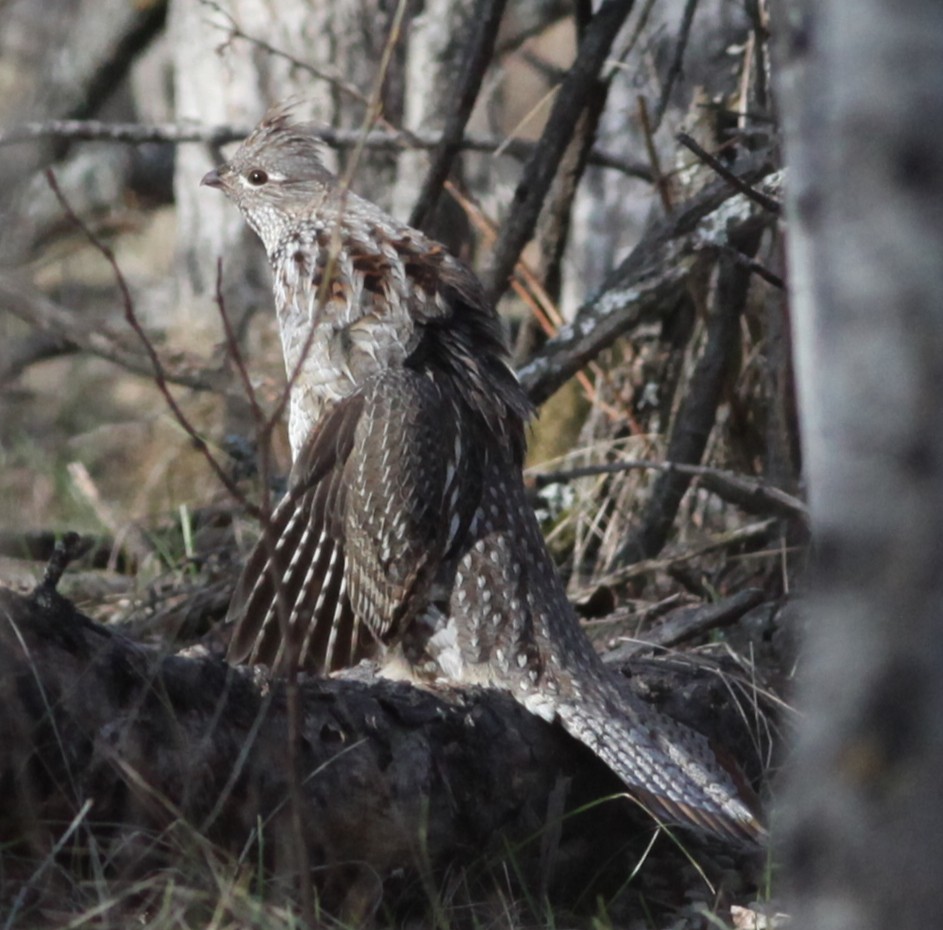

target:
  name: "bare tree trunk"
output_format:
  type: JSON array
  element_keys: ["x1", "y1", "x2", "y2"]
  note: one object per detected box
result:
[
  {"x1": 774, "y1": 2, "x2": 943, "y2": 927},
  {"x1": 169, "y1": 0, "x2": 337, "y2": 336}
]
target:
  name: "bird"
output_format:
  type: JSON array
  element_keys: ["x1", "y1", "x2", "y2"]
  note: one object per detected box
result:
[{"x1": 202, "y1": 104, "x2": 764, "y2": 845}]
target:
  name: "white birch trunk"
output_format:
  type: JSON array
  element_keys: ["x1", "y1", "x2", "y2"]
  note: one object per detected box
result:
[
  {"x1": 775, "y1": 2, "x2": 943, "y2": 927},
  {"x1": 169, "y1": 0, "x2": 337, "y2": 336}
]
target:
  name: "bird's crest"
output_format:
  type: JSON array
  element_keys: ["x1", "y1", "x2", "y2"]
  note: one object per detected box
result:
[{"x1": 236, "y1": 101, "x2": 328, "y2": 172}]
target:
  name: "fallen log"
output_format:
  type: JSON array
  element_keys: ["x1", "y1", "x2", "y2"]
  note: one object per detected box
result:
[{"x1": 0, "y1": 585, "x2": 766, "y2": 920}]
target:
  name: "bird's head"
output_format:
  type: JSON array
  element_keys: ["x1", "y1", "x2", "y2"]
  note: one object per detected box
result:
[{"x1": 202, "y1": 104, "x2": 334, "y2": 251}]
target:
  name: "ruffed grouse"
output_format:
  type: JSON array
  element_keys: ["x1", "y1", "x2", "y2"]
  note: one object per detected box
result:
[{"x1": 203, "y1": 106, "x2": 763, "y2": 844}]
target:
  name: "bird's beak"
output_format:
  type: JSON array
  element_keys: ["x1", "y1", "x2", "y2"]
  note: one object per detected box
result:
[{"x1": 201, "y1": 168, "x2": 224, "y2": 188}]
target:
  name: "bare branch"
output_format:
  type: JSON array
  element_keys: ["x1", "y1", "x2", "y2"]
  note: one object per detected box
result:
[
  {"x1": 717, "y1": 243, "x2": 785, "y2": 289},
  {"x1": 0, "y1": 119, "x2": 652, "y2": 179},
  {"x1": 483, "y1": 0, "x2": 639, "y2": 299},
  {"x1": 408, "y1": 0, "x2": 510, "y2": 230},
  {"x1": 533, "y1": 72, "x2": 610, "y2": 307},
  {"x1": 66, "y1": 462, "x2": 156, "y2": 569},
  {"x1": 677, "y1": 132, "x2": 781, "y2": 215},
  {"x1": 213, "y1": 260, "x2": 265, "y2": 431},
  {"x1": 212, "y1": 262, "x2": 279, "y2": 523},
  {"x1": 516, "y1": 160, "x2": 780, "y2": 405},
  {"x1": 637, "y1": 94, "x2": 674, "y2": 212},
  {"x1": 0, "y1": 331, "x2": 72, "y2": 385}
]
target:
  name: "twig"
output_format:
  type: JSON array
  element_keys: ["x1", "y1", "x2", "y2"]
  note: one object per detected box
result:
[
  {"x1": 493, "y1": 85, "x2": 560, "y2": 160},
  {"x1": 213, "y1": 260, "x2": 265, "y2": 429},
  {"x1": 735, "y1": 31, "x2": 756, "y2": 132},
  {"x1": 408, "y1": 0, "x2": 509, "y2": 230},
  {"x1": 718, "y1": 243, "x2": 784, "y2": 289},
  {"x1": 533, "y1": 66, "x2": 610, "y2": 317},
  {"x1": 211, "y1": 262, "x2": 277, "y2": 523},
  {"x1": 200, "y1": 0, "x2": 365, "y2": 112},
  {"x1": 677, "y1": 132, "x2": 781, "y2": 215},
  {"x1": 651, "y1": 0, "x2": 700, "y2": 131},
  {"x1": 44, "y1": 170, "x2": 258, "y2": 519},
  {"x1": 744, "y1": 0, "x2": 770, "y2": 113},
  {"x1": 0, "y1": 331, "x2": 72, "y2": 386},
  {"x1": 637, "y1": 95, "x2": 673, "y2": 212},
  {"x1": 573, "y1": 0, "x2": 594, "y2": 36},
  {"x1": 518, "y1": 48, "x2": 568, "y2": 83},
  {"x1": 496, "y1": 14, "x2": 564, "y2": 57},
  {"x1": 483, "y1": 0, "x2": 639, "y2": 300},
  {"x1": 0, "y1": 118, "x2": 241, "y2": 146},
  {"x1": 645, "y1": 588, "x2": 766, "y2": 647}
]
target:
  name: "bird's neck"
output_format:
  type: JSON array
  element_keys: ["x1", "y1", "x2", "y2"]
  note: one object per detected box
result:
[{"x1": 266, "y1": 194, "x2": 529, "y2": 464}]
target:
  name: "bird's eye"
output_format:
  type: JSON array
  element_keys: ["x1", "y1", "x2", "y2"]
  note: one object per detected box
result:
[{"x1": 247, "y1": 168, "x2": 269, "y2": 186}]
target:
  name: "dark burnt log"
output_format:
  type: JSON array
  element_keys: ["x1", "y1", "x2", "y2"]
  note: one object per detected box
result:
[{"x1": 0, "y1": 586, "x2": 766, "y2": 917}]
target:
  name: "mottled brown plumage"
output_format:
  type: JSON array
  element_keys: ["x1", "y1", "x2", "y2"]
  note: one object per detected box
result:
[{"x1": 203, "y1": 105, "x2": 764, "y2": 844}]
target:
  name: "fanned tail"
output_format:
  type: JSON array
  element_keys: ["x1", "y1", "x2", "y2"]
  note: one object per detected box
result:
[{"x1": 555, "y1": 685, "x2": 765, "y2": 845}]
